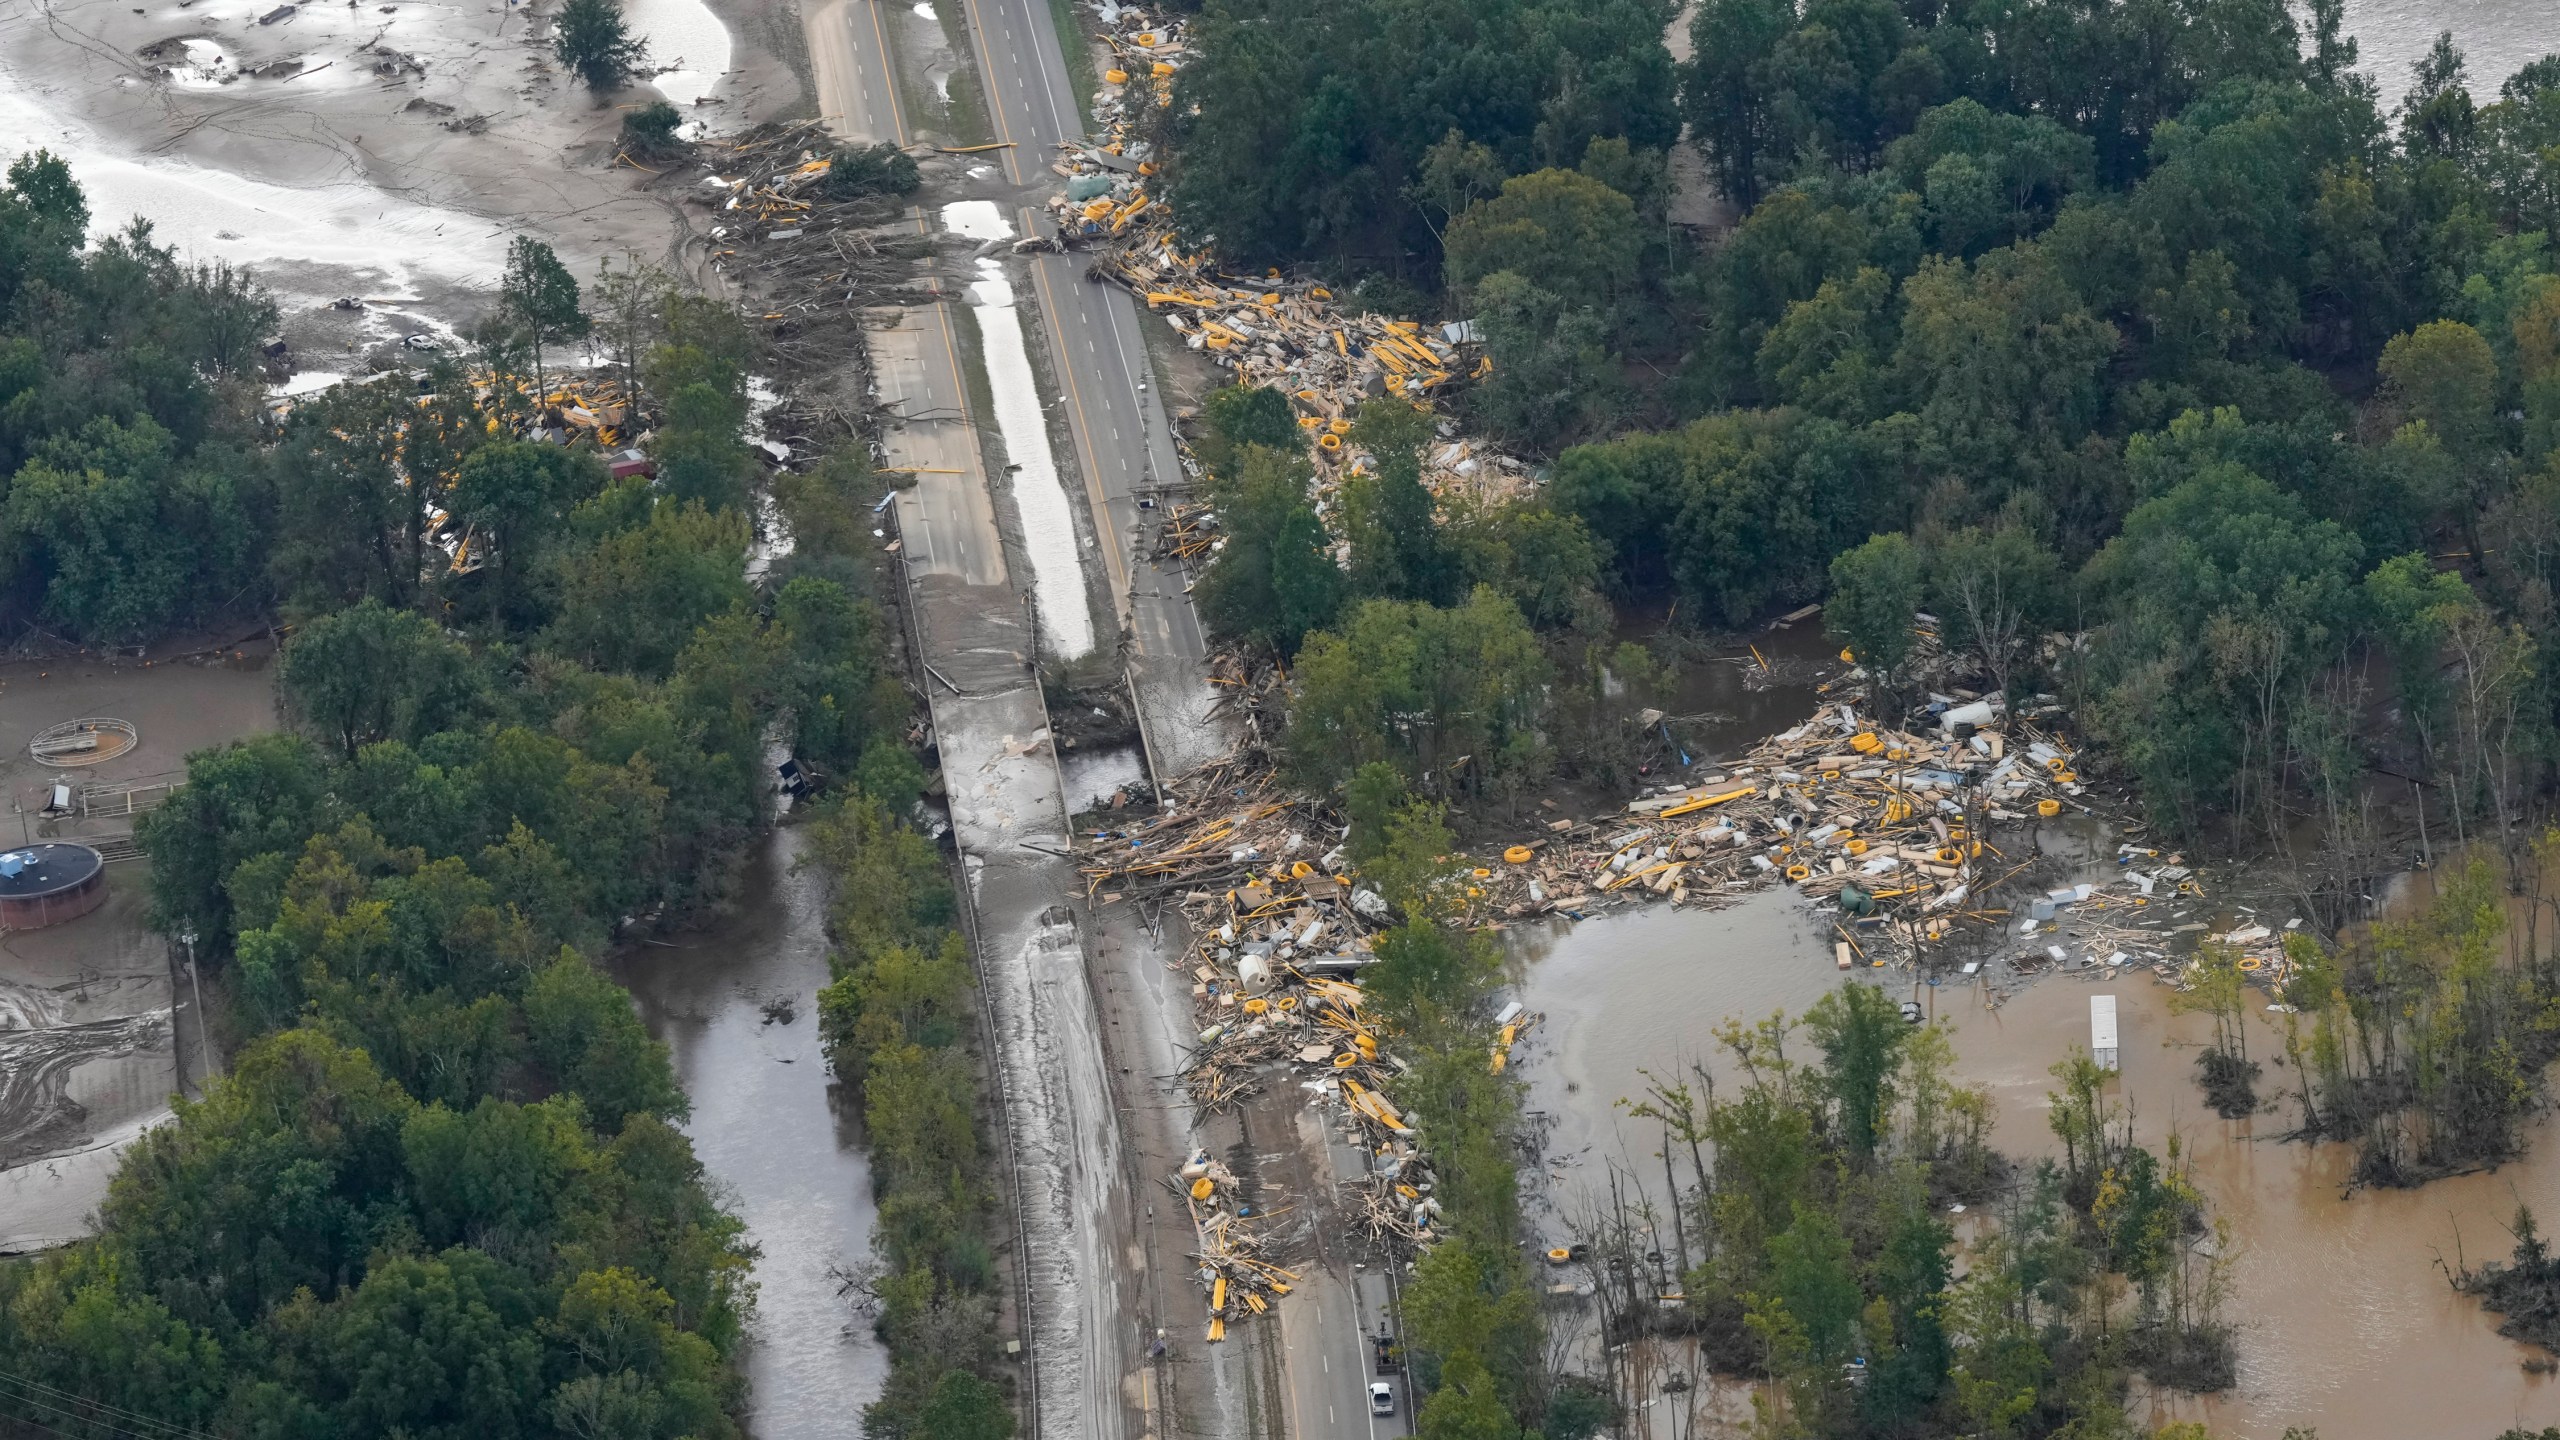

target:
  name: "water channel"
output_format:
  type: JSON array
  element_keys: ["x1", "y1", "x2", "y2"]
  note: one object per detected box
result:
[{"x1": 614, "y1": 824, "x2": 891, "y2": 1438}]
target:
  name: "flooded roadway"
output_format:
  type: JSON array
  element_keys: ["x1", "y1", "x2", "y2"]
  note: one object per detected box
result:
[{"x1": 615, "y1": 824, "x2": 891, "y2": 1439}]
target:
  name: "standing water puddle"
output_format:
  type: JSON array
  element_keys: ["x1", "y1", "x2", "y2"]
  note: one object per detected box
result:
[
  {"x1": 615, "y1": 825, "x2": 890, "y2": 1437},
  {"x1": 939, "y1": 200, "x2": 1095, "y2": 659}
]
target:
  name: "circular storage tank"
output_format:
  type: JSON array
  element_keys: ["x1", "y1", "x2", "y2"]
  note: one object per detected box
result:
[{"x1": 0, "y1": 844, "x2": 106, "y2": 929}]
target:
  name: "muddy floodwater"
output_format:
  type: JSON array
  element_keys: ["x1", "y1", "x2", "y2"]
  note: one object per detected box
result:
[
  {"x1": 1508, "y1": 880, "x2": 2560, "y2": 1436},
  {"x1": 615, "y1": 825, "x2": 890, "y2": 1438}
]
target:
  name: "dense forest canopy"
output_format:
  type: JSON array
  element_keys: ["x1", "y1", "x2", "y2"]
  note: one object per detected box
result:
[
  {"x1": 1167, "y1": 0, "x2": 2560, "y2": 864},
  {"x1": 0, "y1": 153, "x2": 981, "y2": 1439}
]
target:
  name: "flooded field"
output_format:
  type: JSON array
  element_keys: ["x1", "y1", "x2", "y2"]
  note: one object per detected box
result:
[
  {"x1": 614, "y1": 823, "x2": 891, "y2": 1438},
  {"x1": 1507, "y1": 866, "x2": 2560, "y2": 1436}
]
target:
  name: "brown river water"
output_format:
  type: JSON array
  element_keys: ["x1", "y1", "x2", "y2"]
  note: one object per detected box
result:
[
  {"x1": 1504, "y1": 595, "x2": 2560, "y2": 1435},
  {"x1": 1507, "y1": 838, "x2": 2560, "y2": 1437},
  {"x1": 613, "y1": 824, "x2": 892, "y2": 1438}
]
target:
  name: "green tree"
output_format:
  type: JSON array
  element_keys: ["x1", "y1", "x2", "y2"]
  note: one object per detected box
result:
[
  {"x1": 1344, "y1": 399, "x2": 1460, "y2": 603},
  {"x1": 553, "y1": 0, "x2": 647, "y2": 90},
  {"x1": 1285, "y1": 588, "x2": 1553, "y2": 799},
  {"x1": 137, "y1": 731, "x2": 334, "y2": 940},
  {"x1": 549, "y1": 501, "x2": 750, "y2": 678},
  {"x1": 1466, "y1": 272, "x2": 1625, "y2": 450},
  {"x1": 525, "y1": 954, "x2": 687, "y2": 1129},
  {"x1": 269, "y1": 377, "x2": 417, "y2": 608},
  {"x1": 501, "y1": 235, "x2": 590, "y2": 395},
  {"x1": 914, "y1": 1370, "x2": 1014, "y2": 1440},
  {"x1": 1447, "y1": 500, "x2": 1604, "y2": 629},
  {"x1": 1766, "y1": 1204, "x2": 1863, "y2": 1367},
  {"x1": 1167, "y1": 0, "x2": 1678, "y2": 269},
  {"x1": 823, "y1": 144, "x2": 922, "y2": 199},
  {"x1": 3, "y1": 424, "x2": 194, "y2": 642},
  {"x1": 1344, "y1": 760, "x2": 1413, "y2": 867},
  {"x1": 1827, "y1": 532, "x2": 1924, "y2": 676},
  {"x1": 278, "y1": 598, "x2": 483, "y2": 760},
  {"x1": 2379, "y1": 318, "x2": 2500, "y2": 453},
  {"x1": 1194, "y1": 443, "x2": 1342, "y2": 655},
  {"x1": 650, "y1": 381, "x2": 756, "y2": 513},
  {"x1": 621, "y1": 101, "x2": 687, "y2": 159},
  {"x1": 1443, "y1": 168, "x2": 1642, "y2": 305},
  {"x1": 449, "y1": 438, "x2": 607, "y2": 626},
  {"x1": 1803, "y1": 980, "x2": 1909, "y2": 1160},
  {"x1": 1931, "y1": 524, "x2": 2064, "y2": 698},
  {"x1": 2082, "y1": 463, "x2": 2365, "y2": 833},
  {"x1": 1680, "y1": 0, "x2": 1794, "y2": 209}
]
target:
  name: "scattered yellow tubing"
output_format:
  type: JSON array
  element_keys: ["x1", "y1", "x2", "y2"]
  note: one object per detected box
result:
[{"x1": 1661, "y1": 786, "x2": 1756, "y2": 819}]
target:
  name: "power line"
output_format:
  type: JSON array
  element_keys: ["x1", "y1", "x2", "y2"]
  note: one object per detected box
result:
[
  {"x1": 0, "y1": 1368, "x2": 211, "y2": 1440},
  {"x1": 0, "y1": 1368, "x2": 203, "y2": 1437}
]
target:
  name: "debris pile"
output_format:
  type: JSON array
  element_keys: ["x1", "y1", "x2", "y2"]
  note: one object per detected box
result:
[
  {"x1": 1041, "y1": 4, "x2": 1183, "y2": 244},
  {"x1": 1088, "y1": 242, "x2": 1532, "y2": 508},
  {"x1": 1450, "y1": 700, "x2": 2086, "y2": 959},
  {"x1": 1039, "y1": 6, "x2": 1530, "y2": 508},
  {"x1": 687, "y1": 121, "x2": 933, "y2": 320},
  {"x1": 1074, "y1": 754, "x2": 1476, "y2": 1292},
  {"x1": 1178, "y1": 1147, "x2": 1298, "y2": 1343},
  {"x1": 1151, "y1": 501, "x2": 1215, "y2": 565}
]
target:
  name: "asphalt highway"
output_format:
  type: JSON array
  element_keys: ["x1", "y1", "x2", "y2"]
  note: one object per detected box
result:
[{"x1": 948, "y1": 0, "x2": 1229, "y2": 771}]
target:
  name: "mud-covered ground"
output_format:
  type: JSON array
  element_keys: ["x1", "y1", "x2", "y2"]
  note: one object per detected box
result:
[
  {"x1": 0, "y1": 642, "x2": 278, "y2": 1251},
  {"x1": 0, "y1": 0, "x2": 806, "y2": 359}
]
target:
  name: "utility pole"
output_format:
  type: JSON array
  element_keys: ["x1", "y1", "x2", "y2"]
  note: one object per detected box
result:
[{"x1": 178, "y1": 929, "x2": 214, "y2": 1092}]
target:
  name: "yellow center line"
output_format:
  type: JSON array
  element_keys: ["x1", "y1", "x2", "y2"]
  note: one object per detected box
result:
[{"x1": 1026, "y1": 237, "x2": 1134, "y2": 609}]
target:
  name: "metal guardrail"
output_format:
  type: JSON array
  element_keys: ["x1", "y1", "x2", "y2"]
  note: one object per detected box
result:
[{"x1": 885, "y1": 498, "x2": 1044, "y2": 1440}]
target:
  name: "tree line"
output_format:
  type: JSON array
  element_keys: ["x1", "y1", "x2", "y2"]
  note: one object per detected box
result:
[
  {"x1": 0, "y1": 156, "x2": 925, "y2": 1437},
  {"x1": 1346, "y1": 782, "x2": 1610, "y2": 1440},
  {"x1": 810, "y1": 785, "x2": 1017, "y2": 1440}
]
